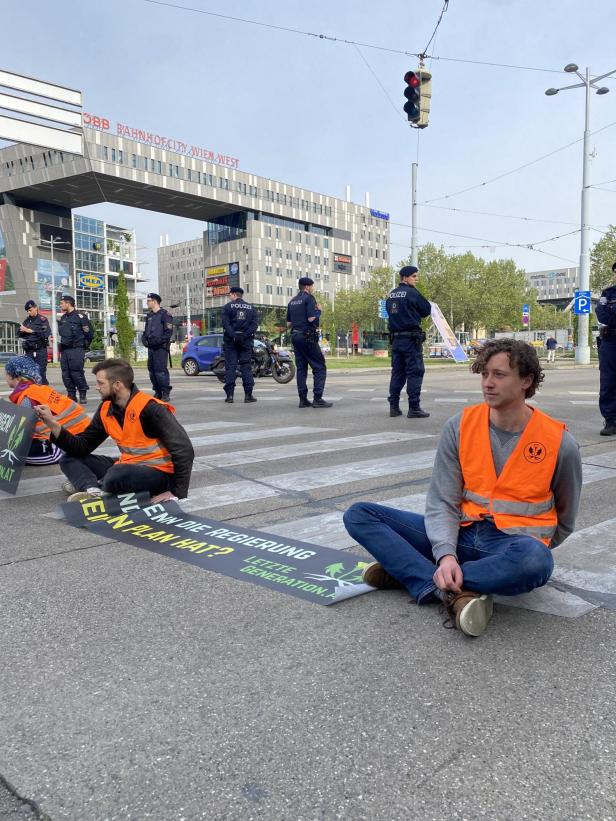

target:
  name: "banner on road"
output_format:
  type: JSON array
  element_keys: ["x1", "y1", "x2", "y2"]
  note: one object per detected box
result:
[
  {"x1": 61, "y1": 494, "x2": 376, "y2": 606},
  {"x1": 0, "y1": 400, "x2": 36, "y2": 494}
]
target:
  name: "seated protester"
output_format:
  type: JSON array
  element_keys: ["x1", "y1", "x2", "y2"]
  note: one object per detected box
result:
[
  {"x1": 34, "y1": 358, "x2": 194, "y2": 503},
  {"x1": 343, "y1": 339, "x2": 582, "y2": 638},
  {"x1": 5, "y1": 356, "x2": 89, "y2": 466}
]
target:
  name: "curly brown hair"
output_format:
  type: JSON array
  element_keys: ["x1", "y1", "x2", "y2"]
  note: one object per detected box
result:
[{"x1": 471, "y1": 338, "x2": 544, "y2": 398}]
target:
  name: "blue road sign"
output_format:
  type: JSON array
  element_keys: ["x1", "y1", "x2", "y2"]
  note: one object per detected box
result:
[
  {"x1": 522, "y1": 303, "x2": 529, "y2": 314},
  {"x1": 378, "y1": 299, "x2": 389, "y2": 319},
  {"x1": 573, "y1": 290, "x2": 591, "y2": 315}
]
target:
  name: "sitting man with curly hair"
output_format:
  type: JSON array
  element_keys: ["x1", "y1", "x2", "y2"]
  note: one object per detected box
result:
[{"x1": 344, "y1": 339, "x2": 582, "y2": 637}]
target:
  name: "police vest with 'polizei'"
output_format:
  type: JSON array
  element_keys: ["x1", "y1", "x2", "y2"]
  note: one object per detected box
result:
[
  {"x1": 458, "y1": 403, "x2": 566, "y2": 546},
  {"x1": 100, "y1": 391, "x2": 175, "y2": 473}
]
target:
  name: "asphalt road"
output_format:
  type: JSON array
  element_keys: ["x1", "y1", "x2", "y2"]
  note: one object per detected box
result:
[{"x1": 1, "y1": 361, "x2": 615, "y2": 820}]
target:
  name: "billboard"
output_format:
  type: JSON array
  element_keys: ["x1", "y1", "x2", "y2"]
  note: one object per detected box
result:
[
  {"x1": 333, "y1": 253, "x2": 352, "y2": 274},
  {"x1": 77, "y1": 272, "x2": 104, "y2": 289},
  {"x1": 36, "y1": 258, "x2": 70, "y2": 310},
  {"x1": 206, "y1": 261, "x2": 240, "y2": 297},
  {"x1": 0, "y1": 226, "x2": 15, "y2": 296}
]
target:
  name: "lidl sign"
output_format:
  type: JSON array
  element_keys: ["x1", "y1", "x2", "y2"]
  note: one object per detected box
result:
[{"x1": 78, "y1": 272, "x2": 104, "y2": 289}]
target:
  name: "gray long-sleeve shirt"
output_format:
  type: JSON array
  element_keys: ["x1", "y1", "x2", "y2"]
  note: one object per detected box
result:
[{"x1": 425, "y1": 411, "x2": 582, "y2": 564}]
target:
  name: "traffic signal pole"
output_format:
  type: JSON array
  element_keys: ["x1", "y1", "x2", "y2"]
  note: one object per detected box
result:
[
  {"x1": 578, "y1": 67, "x2": 591, "y2": 365},
  {"x1": 411, "y1": 162, "x2": 418, "y2": 268}
]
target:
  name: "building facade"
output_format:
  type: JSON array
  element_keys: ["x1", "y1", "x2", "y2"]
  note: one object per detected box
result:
[
  {"x1": 525, "y1": 266, "x2": 581, "y2": 309},
  {"x1": 0, "y1": 124, "x2": 389, "y2": 348}
]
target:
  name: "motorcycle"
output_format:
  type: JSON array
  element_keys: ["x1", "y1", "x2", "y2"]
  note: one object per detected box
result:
[{"x1": 212, "y1": 337, "x2": 296, "y2": 384}]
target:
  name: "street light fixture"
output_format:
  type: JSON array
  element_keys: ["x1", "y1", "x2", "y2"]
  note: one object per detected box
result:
[{"x1": 545, "y1": 62, "x2": 616, "y2": 364}]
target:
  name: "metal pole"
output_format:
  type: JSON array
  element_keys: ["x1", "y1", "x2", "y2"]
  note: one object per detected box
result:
[
  {"x1": 50, "y1": 237, "x2": 59, "y2": 364},
  {"x1": 576, "y1": 67, "x2": 591, "y2": 364},
  {"x1": 411, "y1": 162, "x2": 418, "y2": 268},
  {"x1": 186, "y1": 282, "x2": 191, "y2": 341}
]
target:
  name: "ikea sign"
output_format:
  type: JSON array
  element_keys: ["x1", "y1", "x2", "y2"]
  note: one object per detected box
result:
[{"x1": 78, "y1": 272, "x2": 104, "y2": 289}]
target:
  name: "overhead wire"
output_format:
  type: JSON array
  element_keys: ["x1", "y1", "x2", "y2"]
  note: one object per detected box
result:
[
  {"x1": 422, "y1": 0, "x2": 449, "y2": 57},
  {"x1": 421, "y1": 203, "x2": 609, "y2": 230},
  {"x1": 142, "y1": 0, "x2": 563, "y2": 74}
]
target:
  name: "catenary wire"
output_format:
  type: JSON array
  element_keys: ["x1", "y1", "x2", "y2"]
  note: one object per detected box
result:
[
  {"x1": 422, "y1": 0, "x2": 449, "y2": 56},
  {"x1": 353, "y1": 45, "x2": 408, "y2": 122},
  {"x1": 141, "y1": 0, "x2": 563, "y2": 73}
]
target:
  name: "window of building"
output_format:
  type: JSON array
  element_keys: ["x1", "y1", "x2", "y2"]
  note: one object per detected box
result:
[
  {"x1": 276, "y1": 286, "x2": 283, "y2": 295},
  {"x1": 287, "y1": 287, "x2": 293, "y2": 296},
  {"x1": 131, "y1": 154, "x2": 138, "y2": 168},
  {"x1": 103, "y1": 146, "x2": 109, "y2": 161},
  {"x1": 266, "y1": 284, "x2": 273, "y2": 294}
]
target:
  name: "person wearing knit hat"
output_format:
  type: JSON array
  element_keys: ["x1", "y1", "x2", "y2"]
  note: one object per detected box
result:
[{"x1": 4, "y1": 356, "x2": 89, "y2": 465}]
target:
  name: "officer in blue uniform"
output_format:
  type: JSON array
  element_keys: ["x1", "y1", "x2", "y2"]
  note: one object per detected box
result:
[
  {"x1": 386, "y1": 265, "x2": 432, "y2": 418},
  {"x1": 286, "y1": 277, "x2": 332, "y2": 408},
  {"x1": 142, "y1": 292, "x2": 173, "y2": 401},
  {"x1": 221, "y1": 286, "x2": 258, "y2": 403},
  {"x1": 595, "y1": 261, "x2": 616, "y2": 436},
  {"x1": 58, "y1": 294, "x2": 93, "y2": 402},
  {"x1": 19, "y1": 299, "x2": 51, "y2": 385}
]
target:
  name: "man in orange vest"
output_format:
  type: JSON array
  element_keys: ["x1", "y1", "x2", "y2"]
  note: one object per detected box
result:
[
  {"x1": 344, "y1": 339, "x2": 582, "y2": 637},
  {"x1": 34, "y1": 358, "x2": 194, "y2": 503},
  {"x1": 4, "y1": 356, "x2": 89, "y2": 465}
]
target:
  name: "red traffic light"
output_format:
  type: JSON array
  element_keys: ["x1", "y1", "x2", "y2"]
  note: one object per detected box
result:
[{"x1": 404, "y1": 71, "x2": 420, "y2": 87}]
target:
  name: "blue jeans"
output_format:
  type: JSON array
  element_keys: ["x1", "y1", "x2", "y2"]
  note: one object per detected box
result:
[{"x1": 343, "y1": 502, "x2": 554, "y2": 604}]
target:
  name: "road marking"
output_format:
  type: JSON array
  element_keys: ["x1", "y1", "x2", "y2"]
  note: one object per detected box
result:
[
  {"x1": 96, "y1": 426, "x2": 336, "y2": 456},
  {"x1": 570, "y1": 400, "x2": 597, "y2": 406},
  {"x1": 192, "y1": 432, "x2": 434, "y2": 470},
  {"x1": 569, "y1": 391, "x2": 599, "y2": 395},
  {"x1": 181, "y1": 450, "x2": 437, "y2": 511},
  {"x1": 348, "y1": 389, "x2": 376, "y2": 393},
  {"x1": 434, "y1": 398, "x2": 468, "y2": 403},
  {"x1": 183, "y1": 421, "x2": 254, "y2": 432}
]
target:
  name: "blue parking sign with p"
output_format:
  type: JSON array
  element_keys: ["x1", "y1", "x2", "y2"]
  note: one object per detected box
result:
[{"x1": 573, "y1": 290, "x2": 591, "y2": 315}]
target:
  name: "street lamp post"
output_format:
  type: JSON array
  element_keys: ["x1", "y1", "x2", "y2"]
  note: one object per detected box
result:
[
  {"x1": 37, "y1": 235, "x2": 71, "y2": 364},
  {"x1": 546, "y1": 63, "x2": 616, "y2": 364}
]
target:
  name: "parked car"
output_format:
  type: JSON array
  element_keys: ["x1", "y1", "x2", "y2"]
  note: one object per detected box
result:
[
  {"x1": 182, "y1": 334, "x2": 226, "y2": 376},
  {"x1": 84, "y1": 349, "x2": 106, "y2": 362}
]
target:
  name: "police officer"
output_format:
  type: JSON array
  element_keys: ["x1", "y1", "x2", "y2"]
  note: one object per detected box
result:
[
  {"x1": 19, "y1": 299, "x2": 51, "y2": 385},
  {"x1": 58, "y1": 294, "x2": 92, "y2": 403},
  {"x1": 286, "y1": 277, "x2": 332, "y2": 408},
  {"x1": 221, "y1": 286, "x2": 258, "y2": 403},
  {"x1": 142, "y1": 292, "x2": 173, "y2": 401},
  {"x1": 386, "y1": 265, "x2": 432, "y2": 418},
  {"x1": 595, "y1": 261, "x2": 616, "y2": 436}
]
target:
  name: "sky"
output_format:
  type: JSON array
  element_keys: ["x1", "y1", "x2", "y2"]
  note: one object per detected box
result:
[{"x1": 2, "y1": 0, "x2": 616, "y2": 289}]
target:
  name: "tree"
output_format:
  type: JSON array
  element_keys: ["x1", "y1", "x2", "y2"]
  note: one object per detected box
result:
[
  {"x1": 89, "y1": 320, "x2": 104, "y2": 352},
  {"x1": 591, "y1": 224, "x2": 616, "y2": 292},
  {"x1": 114, "y1": 272, "x2": 135, "y2": 360},
  {"x1": 259, "y1": 307, "x2": 286, "y2": 339}
]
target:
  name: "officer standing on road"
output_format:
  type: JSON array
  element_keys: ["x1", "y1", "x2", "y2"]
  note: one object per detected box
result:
[
  {"x1": 19, "y1": 299, "x2": 51, "y2": 385},
  {"x1": 286, "y1": 276, "x2": 332, "y2": 408},
  {"x1": 595, "y1": 261, "x2": 616, "y2": 436},
  {"x1": 142, "y1": 293, "x2": 173, "y2": 402},
  {"x1": 58, "y1": 294, "x2": 92, "y2": 403},
  {"x1": 386, "y1": 265, "x2": 432, "y2": 418},
  {"x1": 221, "y1": 286, "x2": 258, "y2": 404}
]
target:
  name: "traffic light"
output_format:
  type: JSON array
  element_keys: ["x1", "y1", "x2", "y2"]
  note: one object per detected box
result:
[{"x1": 403, "y1": 69, "x2": 432, "y2": 129}]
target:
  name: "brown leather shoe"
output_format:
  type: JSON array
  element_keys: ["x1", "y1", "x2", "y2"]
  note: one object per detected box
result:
[
  {"x1": 361, "y1": 561, "x2": 405, "y2": 589},
  {"x1": 444, "y1": 589, "x2": 493, "y2": 636}
]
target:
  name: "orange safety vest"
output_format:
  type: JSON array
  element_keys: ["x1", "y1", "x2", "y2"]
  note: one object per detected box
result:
[
  {"x1": 458, "y1": 403, "x2": 566, "y2": 546},
  {"x1": 100, "y1": 390, "x2": 175, "y2": 474},
  {"x1": 13, "y1": 384, "x2": 90, "y2": 440}
]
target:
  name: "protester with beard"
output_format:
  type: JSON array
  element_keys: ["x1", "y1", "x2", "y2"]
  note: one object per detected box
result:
[{"x1": 34, "y1": 358, "x2": 193, "y2": 503}]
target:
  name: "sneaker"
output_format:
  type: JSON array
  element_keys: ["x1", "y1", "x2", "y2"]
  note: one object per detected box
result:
[
  {"x1": 600, "y1": 421, "x2": 616, "y2": 436},
  {"x1": 407, "y1": 407, "x2": 430, "y2": 418},
  {"x1": 61, "y1": 481, "x2": 76, "y2": 495},
  {"x1": 312, "y1": 398, "x2": 333, "y2": 408},
  {"x1": 67, "y1": 488, "x2": 104, "y2": 503},
  {"x1": 298, "y1": 398, "x2": 312, "y2": 408},
  {"x1": 444, "y1": 590, "x2": 493, "y2": 637},
  {"x1": 244, "y1": 395, "x2": 258, "y2": 403},
  {"x1": 361, "y1": 561, "x2": 405, "y2": 590},
  {"x1": 390, "y1": 406, "x2": 402, "y2": 417}
]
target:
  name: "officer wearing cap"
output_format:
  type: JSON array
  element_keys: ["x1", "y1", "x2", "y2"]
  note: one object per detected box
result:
[
  {"x1": 386, "y1": 265, "x2": 432, "y2": 418},
  {"x1": 18, "y1": 299, "x2": 51, "y2": 385},
  {"x1": 58, "y1": 294, "x2": 93, "y2": 403},
  {"x1": 142, "y1": 293, "x2": 174, "y2": 401},
  {"x1": 286, "y1": 277, "x2": 332, "y2": 408},
  {"x1": 595, "y1": 261, "x2": 616, "y2": 435},
  {"x1": 221, "y1": 286, "x2": 258, "y2": 403}
]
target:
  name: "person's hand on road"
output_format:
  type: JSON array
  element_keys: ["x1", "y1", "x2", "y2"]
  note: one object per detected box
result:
[
  {"x1": 433, "y1": 555, "x2": 463, "y2": 593},
  {"x1": 150, "y1": 491, "x2": 179, "y2": 504}
]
